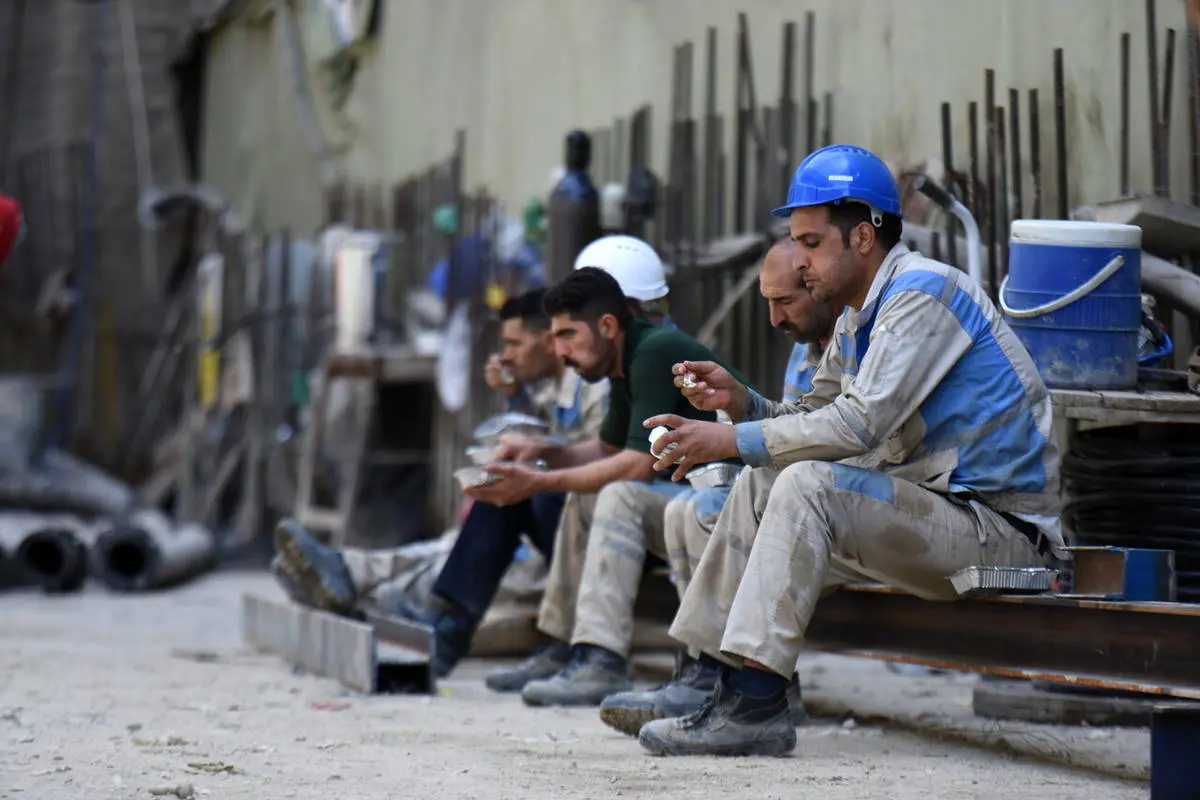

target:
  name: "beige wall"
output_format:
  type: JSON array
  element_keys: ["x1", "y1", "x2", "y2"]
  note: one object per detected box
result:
[{"x1": 200, "y1": 0, "x2": 1192, "y2": 233}]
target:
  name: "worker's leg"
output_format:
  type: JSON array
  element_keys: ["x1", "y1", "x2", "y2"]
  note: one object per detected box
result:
[
  {"x1": 600, "y1": 477, "x2": 837, "y2": 736},
  {"x1": 486, "y1": 491, "x2": 597, "y2": 692},
  {"x1": 641, "y1": 461, "x2": 1045, "y2": 757},
  {"x1": 522, "y1": 481, "x2": 684, "y2": 707}
]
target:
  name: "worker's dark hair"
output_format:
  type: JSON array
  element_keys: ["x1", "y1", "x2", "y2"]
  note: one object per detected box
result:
[
  {"x1": 499, "y1": 288, "x2": 551, "y2": 332},
  {"x1": 543, "y1": 267, "x2": 633, "y2": 328},
  {"x1": 826, "y1": 202, "x2": 903, "y2": 251}
]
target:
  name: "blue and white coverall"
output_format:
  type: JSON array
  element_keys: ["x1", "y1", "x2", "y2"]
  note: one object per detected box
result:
[{"x1": 668, "y1": 244, "x2": 1064, "y2": 677}]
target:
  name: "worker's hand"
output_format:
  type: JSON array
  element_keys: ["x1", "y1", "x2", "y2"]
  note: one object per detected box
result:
[
  {"x1": 492, "y1": 433, "x2": 545, "y2": 463},
  {"x1": 464, "y1": 462, "x2": 544, "y2": 507},
  {"x1": 642, "y1": 414, "x2": 739, "y2": 481},
  {"x1": 672, "y1": 361, "x2": 749, "y2": 419},
  {"x1": 484, "y1": 354, "x2": 518, "y2": 397}
]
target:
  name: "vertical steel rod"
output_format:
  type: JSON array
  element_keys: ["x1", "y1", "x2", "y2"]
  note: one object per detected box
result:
[{"x1": 1054, "y1": 48, "x2": 1069, "y2": 219}]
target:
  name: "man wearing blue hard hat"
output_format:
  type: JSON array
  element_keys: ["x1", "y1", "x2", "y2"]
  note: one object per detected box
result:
[{"x1": 637, "y1": 144, "x2": 1064, "y2": 757}]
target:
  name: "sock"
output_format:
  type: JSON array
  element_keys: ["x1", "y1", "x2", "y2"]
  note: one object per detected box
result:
[
  {"x1": 578, "y1": 643, "x2": 625, "y2": 666},
  {"x1": 696, "y1": 653, "x2": 724, "y2": 674},
  {"x1": 431, "y1": 595, "x2": 477, "y2": 627},
  {"x1": 726, "y1": 665, "x2": 789, "y2": 699}
]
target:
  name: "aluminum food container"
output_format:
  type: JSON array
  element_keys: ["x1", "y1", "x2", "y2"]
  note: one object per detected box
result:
[
  {"x1": 949, "y1": 566, "x2": 1059, "y2": 597},
  {"x1": 465, "y1": 445, "x2": 497, "y2": 466},
  {"x1": 684, "y1": 463, "x2": 744, "y2": 491},
  {"x1": 472, "y1": 413, "x2": 549, "y2": 444},
  {"x1": 454, "y1": 466, "x2": 500, "y2": 490}
]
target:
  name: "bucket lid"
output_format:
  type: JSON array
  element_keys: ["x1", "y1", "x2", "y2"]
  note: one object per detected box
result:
[{"x1": 1011, "y1": 219, "x2": 1142, "y2": 248}]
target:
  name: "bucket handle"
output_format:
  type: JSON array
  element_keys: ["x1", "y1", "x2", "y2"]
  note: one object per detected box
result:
[{"x1": 999, "y1": 255, "x2": 1126, "y2": 319}]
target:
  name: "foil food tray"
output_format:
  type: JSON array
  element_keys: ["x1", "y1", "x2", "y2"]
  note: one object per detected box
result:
[{"x1": 949, "y1": 566, "x2": 1059, "y2": 597}]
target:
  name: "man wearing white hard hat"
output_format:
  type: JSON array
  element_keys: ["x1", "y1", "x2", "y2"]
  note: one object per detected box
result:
[{"x1": 574, "y1": 234, "x2": 674, "y2": 328}]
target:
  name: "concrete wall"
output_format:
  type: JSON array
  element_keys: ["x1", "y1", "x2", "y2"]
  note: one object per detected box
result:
[{"x1": 200, "y1": 0, "x2": 1192, "y2": 232}]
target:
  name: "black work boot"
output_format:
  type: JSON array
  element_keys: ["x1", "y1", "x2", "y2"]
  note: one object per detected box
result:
[
  {"x1": 638, "y1": 673, "x2": 797, "y2": 757},
  {"x1": 521, "y1": 644, "x2": 634, "y2": 707},
  {"x1": 485, "y1": 640, "x2": 573, "y2": 693},
  {"x1": 787, "y1": 674, "x2": 807, "y2": 725},
  {"x1": 599, "y1": 653, "x2": 721, "y2": 736},
  {"x1": 378, "y1": 590, "x2": 478, "y2": 680},
  {"x1": 272, "y1": 519, "x2": 357, "y2": 616}
]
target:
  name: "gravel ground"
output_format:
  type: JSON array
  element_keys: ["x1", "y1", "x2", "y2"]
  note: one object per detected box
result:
[{"x1": 0, "y1": 572, "x2": 1148, "y2": 799}]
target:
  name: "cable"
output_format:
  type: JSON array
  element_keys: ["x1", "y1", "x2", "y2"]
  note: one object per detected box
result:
[{"x1": 1061, "y1": 432, "x2": 1200, "y2": 601}]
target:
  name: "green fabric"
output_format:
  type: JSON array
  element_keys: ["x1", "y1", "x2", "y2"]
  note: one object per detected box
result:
[
  {"x1": 598, "y1": 318, "x2": 753, "y2": 456},
  {"x1": 433, "y1": 203, "x2": 459, "y2": 235}
]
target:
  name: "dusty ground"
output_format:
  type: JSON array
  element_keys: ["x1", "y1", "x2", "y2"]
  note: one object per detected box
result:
[{"x1": 0, "y1": 572, "x2": 1148, "y2": 799}]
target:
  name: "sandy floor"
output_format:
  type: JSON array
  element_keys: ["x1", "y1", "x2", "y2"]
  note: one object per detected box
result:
[{"x1": 0, "y1": 572, "x2": 1148, "y2": 799}]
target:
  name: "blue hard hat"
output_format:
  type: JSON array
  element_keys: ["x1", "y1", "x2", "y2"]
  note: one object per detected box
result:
[{"x1": 772, "y1": 144, "x2": 902, "y2": 220}]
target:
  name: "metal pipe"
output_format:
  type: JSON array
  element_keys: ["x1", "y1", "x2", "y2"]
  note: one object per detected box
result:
[
  {"x1": 1189, "y1": 26, "x2": 1200, "y2": 205},
  {"x1": 1162, "y1": 27, "x2": 1178, "y2": 198},
  {"x1": 15, "y1": 517, "x2": 91, "y2": 594},
  {"x1": 911, "y1": 176, "x2": 983, "y2": 286},
  {"x1": 1029, "y1": 89, "x2": 1043, "y2": 217},
  {"x1": 1147, "y1": 0, "x2": 1163, "y2": 195},
  {"x1": 1121, "y1": 32, "x2": 1132, "y2": 196},
  {"x1": 996, "y1": 107, "x2": 1010, "y2": 283},
  {"x1": 1008, "y1": 90, "x2": 1023, "y2": 220},
  {"x1": 733, "y1": 14, "x2": 749, "y2": 231},
  {"x1": 968, "y1": 102, "x2": 980, "y2": 219},
  {"x1": 984, "y1": 70, "x2": 997, "y2": 298},
  {"x1": 1053, "y1": 48, "x2": 1069, "y2": 219},
  {"x1": 822, "y1": 91, "x2": 833, "y2": 147},
  {"x1": 940, "y1": 102, "x2": 959, "y2": 267},
  {"x1": 92, "y1": 509, "x2": 216, "y2": 592},
  {"x1": 804, "y1": 11, "x2": 816, "y2": 154}
]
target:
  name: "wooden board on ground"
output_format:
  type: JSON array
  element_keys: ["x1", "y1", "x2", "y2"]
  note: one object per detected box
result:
[
  {"x1": 1050, "y1": 388, "x2": 1200, "y2": 425},
  {"x1": 242, "y1": 593, "x2": 378, "y2": 693}
]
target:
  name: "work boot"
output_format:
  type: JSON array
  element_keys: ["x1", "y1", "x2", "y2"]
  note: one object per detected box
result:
[
  {"x1": 599, "y1": 654, "x2": 720, "y2": 736},
  {"x1": 377, "y1": 590, "x2": 478, "y2": 680},
  {"x1": 485, "y1": 640, "x2": 573, "y2": 693},
  {"x1": 272, "y1": 519, "x2": 357, "y2": 616},
  {"x1": 269, "y1": 554, "x2": 308, "y2": 605},
  {"x1": 638, "y1": 678, "x2": 796, "y2": 757},
  {"x1": 787, "y1": 674, "x2": 807, "y2": 725},
  {"x1": 521, "y1": 644, "x2": 634, "y2": 707}
]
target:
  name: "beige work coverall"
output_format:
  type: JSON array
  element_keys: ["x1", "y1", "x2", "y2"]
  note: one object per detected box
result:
[{"x1": 670, "y1": 245, "x2": 1065, "y2": 677}]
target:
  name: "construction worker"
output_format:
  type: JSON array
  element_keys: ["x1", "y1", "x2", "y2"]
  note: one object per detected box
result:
[
  {"x1": 467, "y1": 265, "x2": 750, "y2": 701},
  {"x1": 596, "y1": 236, "x2": 840, "y2": 735},
  {"x1": 272, "y1": 289, "x2": 608, "y2": 677},
  {"x1": 634, "y1": 144, "x2": 1062, "y2": 757}
]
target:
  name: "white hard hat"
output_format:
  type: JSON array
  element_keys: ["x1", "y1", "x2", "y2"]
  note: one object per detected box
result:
[{"x1": 573, "y1": 234, "x2": 669, "y2": 301}]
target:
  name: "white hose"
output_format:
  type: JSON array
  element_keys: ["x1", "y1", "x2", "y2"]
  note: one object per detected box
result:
[
  {"x1": 998, "y1": 255, "x2": 1126, "y2": 319},
  {"x1": 949, "y1": 199, "x2": 983, "y2": 286}
]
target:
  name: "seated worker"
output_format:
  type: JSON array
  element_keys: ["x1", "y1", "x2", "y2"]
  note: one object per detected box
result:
[
  {"x1": 466, "y1": 266, "x2": 750, "y2": 703},
  {"x1": 636, "y1": 144, "x2": 1063, "y2": 757},
  {"x1": 272, "y1": 288, "x2": 608, "y2": 676},
  {"x1": 596, "y1": 236, "x2": 840, "y2": 736}
]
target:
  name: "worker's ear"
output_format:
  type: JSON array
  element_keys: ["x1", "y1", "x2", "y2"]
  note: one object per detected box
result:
[
  {"x1": 597, "y1": 313, "x2": 620, "y2": 340},
  {"x1": 852, "y1": 221, "x2": 876, "y2": 255}
]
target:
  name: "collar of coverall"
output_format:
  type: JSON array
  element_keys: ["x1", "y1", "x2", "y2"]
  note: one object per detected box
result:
[{"x1": 850, "y1": 242, "x2": 914, "y2": 322}]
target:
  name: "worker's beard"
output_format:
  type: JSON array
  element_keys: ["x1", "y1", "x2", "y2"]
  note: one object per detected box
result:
[{"x1": 567, "y1": 340, "x2": 618, "y2": 383}]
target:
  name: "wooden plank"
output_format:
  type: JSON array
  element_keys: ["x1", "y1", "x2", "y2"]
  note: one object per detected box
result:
[
  {"x1": 241, "y1": 593, "x2": 376, "y2": 693},
  {"x1": 841, "y1": 582, "x2": 1200, "y2": 617},
  {"x1": 1051, "y1": 388, "x2": 1200, "y2": 424}
]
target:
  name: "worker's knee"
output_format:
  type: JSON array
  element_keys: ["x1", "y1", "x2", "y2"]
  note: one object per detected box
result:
[
  {"x1": 595, "y1": 480, "x2": 651, "y2": 516},
  {"x1": 775, "y1": 460, "x2": 835, "y2": 497}
]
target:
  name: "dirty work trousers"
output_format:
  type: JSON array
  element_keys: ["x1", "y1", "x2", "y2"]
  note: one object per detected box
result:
[
  {"x1": 669, "y1": 462, "x2": 1047, "y2": 677},
  {"x1": 537, "y1": 480, "x2": 689, "y2": 657},
  {"x1": 341, "y1": 492, "x2": 565, "y2": 617}
]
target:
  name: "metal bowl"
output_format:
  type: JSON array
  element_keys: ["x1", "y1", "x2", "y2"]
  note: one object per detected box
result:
[{"x1": 684, "y1": 463, "x2": 744, "y2": 491}]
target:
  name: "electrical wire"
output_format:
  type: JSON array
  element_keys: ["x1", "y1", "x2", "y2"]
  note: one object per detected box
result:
[{"x1": 1061, "y1": 432, "x2": 1200, "y2": 601}]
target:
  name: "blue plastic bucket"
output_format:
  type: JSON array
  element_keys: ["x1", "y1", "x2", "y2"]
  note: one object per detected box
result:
[{"x1": 1001, "y1": 220, "x2": 1143, "y2": 390}]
